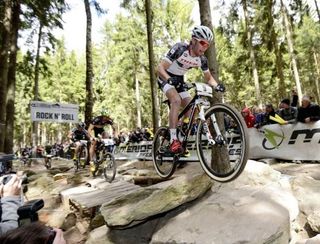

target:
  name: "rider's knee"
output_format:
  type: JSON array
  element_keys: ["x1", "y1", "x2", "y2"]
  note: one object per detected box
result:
[{"x1": 170, "y1": 97, "x2": 182, "y2": 108}]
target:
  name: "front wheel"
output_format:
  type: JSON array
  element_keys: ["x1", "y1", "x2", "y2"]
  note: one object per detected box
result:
[
  {"x1": 78, "y1": 145, "x2": 88, "y2": 170},
  {"x1": 103, "y1": 152, "x2": 116, "y2": 183},
  {"x1": 152, "y1": 126, "x2": 177, "y2": 179},
  {"x1": 45, "y1": 157, "x2": 51, "y2": 169},
  {"x1": 196, "y1": 103, "x2": 249, "y2": 182}
]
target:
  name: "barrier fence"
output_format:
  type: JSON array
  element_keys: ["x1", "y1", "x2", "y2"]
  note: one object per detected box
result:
[{"x1": 114, "y1": 121, "x2": 320, "y2": 161}]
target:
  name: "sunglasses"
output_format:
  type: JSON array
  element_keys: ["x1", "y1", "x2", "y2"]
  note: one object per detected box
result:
[{"x1": 196, "y1": 39, "x2": 210, "y2": 48}]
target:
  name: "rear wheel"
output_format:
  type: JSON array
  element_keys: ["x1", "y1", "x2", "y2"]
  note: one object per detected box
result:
[
  {"x1": 152, "y1": 126, "x2": 177, "y2": 179},
  {"x1": 196, "y1": 103, "x2": 249, "y2": 182},
  {"x1": 103, "y1": 152, "x2": 116, "y2": 183}
]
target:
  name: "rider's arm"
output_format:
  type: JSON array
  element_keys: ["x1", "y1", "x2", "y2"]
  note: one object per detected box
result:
[
  {"x1": 67, "y1": 131, "x2": 73, "y2": 139},
  {"x1": 111, "y1": 124, "x2": 117, "y2": 138},
  {"x1": 204, "y1": 71, "x2": 218, "y2": 88},
  {"x1": 157, "y1": 60, "x2": 172, "y2": 82}
]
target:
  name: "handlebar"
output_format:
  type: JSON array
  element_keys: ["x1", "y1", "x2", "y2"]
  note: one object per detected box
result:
[
  {"x1": 182, "y1": 82, "x2": 225, "y2": 93},
  {"x1": 182, "y1": 82, "x2": 195, "y2": 91}
]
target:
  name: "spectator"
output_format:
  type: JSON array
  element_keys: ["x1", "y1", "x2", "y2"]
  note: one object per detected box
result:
[
  {"x1": 297, "y1": 95, "x2": 320, "y2": 123},
  {"x1": 241, "y1": 107, "x2": 255, "y2": 128},
  {"x1": 278, "y1": 98, "x2": 298, "y2": 124},
  {"x1": 255, "y1": 103, "x2": 277, "y2": 128},
  {"x1": 252, "y1": 106, "x2": 265, "y2": 126},
  {"x1": 0, "y1": 174, "x2": 22, "y2": 235},
  {"x1": 0, "y1": 222, "x2": 66, "y2": 244}
]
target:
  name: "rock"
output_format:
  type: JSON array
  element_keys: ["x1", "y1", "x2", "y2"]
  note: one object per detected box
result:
[
  {"x1": 76, "y1": 221, "x2": 89, "y2": 235},
  {"x1": 307, "y1": 211, "x2": 320, "y2": 233},
  {"x1": 290, "y1": 176, "x2": 320, "y2": 215},
  {"x1": 219, "y1": 160, "x2": 281, "y2": 188},
  {"x1": 61, "y1": 212, "x2": 77, "y2": 230},
  {"x1": 90, "y1": 214, "x2": 105, "y2": 230},
  {"x1": 86, "y1": 218, "x2": 161, "y2": 244},
  {"x1": 64, "y1": 226, "x2": 87, "y2": 244},
  {"x1": 216, "y1": 161, "x2": 299, "y2": 222},
  {"x1": 151, "y1": 184, "x2": 291, "y2": 244},
  {"x1": 100, "y1": 172, "x2": 213, "y2": 228},
  {"x1": 295, "y1": 234, "x2": 320, "y2": 244},
  {"x1": 86, "y1": 226, "x2": 109, "y2": 244},
  {"x1": 46, "y1": 209, "x2": 69, "y2": 228},
  {"x1": 258, "y1": 158, "x2": 279, "y2": 165}
]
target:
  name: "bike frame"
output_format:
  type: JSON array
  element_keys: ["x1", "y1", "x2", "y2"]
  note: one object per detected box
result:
[{"x1": 177, "y1": 87, "x2": 224, "y2": 150}]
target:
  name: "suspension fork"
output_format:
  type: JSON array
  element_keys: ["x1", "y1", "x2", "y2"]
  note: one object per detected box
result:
[{"x1": 198, "y1": 104, "x2": 225, "y2": 145}]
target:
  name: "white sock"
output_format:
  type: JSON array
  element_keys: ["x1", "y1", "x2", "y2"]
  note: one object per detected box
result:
[{"x1": 170, "y1": 128, "x2": 177, "y2": 142}]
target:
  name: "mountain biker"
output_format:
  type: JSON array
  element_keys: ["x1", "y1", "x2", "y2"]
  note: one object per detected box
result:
[
  {"x1": 68, "y1": 122, "x2": 90, "y2": 162},
  {"x1": 157, "y1": 25, "x2": 225, "y2": 153},
  {"x1": 87, "y1": 115, "x2": 116, "y2": 172}
]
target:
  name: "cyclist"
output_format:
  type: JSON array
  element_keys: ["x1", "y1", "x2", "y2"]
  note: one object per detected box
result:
[
  {"x1": 87, "y1": 115, "x2": 116, "y2": 172},
  {"x1": 157, "y1": 25, "x2": 225, "y2": 153},
  {"x1": 68, "y1": 122, "x2": 90, "y2": 162}
]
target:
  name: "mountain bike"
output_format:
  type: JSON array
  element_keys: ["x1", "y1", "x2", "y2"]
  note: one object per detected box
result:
[
  {"x1": 90, "y1": 138, "x2": 116, "y2": 183},
  {"x1": 152, "y1": 82, "x2": 249, "y2": 182},
  {"x1": 44, "y1": 154, "x2": 53, "y2": 169},
  {"x1": 20, "y1": 151, "x2": 31, "y2": 167},
  {"x1": 73, "y1": 140, "x2": 89, "y2": 172}
]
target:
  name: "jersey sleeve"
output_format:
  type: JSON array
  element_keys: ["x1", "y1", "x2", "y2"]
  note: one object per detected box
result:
[
  {"x1": 91, "y1": 116, "x2": 100, "y2": 125},
  {"x1": 200, "y1": 56, "x2": 209, "y2": 72},
  {"x1": 105, "y1": 117, "x2": 114, "y2": 125},
  {"x1": 164, "y1": 42, "x2": 187, "y2": 63}
]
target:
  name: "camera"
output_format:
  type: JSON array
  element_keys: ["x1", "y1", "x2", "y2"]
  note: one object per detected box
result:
[
  {"x1": 0, "y1": 154, "x2": 44, "y2": 227},
  {"x1": 0, "y1": 153, "x2": 14, "y2": 176},
  {"x1": 47, "y1": 227, "x2": 57, "y2": 244},
  {"x1": 17, "y1": 199, "x2": 44, "y2": 226}
]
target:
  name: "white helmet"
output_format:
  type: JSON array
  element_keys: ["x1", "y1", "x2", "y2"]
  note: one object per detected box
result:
[{"x1": 192, "y1": 25, "x2": 214, "y2": 42}]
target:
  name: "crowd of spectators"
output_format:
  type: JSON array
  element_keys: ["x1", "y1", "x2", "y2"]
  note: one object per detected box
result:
[
  {"x1": 241, "y1": 93, "x2": 320, "y2": 128},
  {"x1": 118, "y1": 127, "x2": 154, "y2": 144}
]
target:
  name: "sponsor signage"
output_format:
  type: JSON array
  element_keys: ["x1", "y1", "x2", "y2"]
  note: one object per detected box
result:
[
  {"x1": 30, "y1": 101, "x2": 79, "y2": 123},
  {"x1": 114, "y1": 122, "x2": 320, "y2": 161}
]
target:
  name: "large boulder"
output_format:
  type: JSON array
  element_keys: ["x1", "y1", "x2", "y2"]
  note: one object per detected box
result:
[
  {"x1": 151, "y1": 161, "x2": 296, "y2": 244},
  {"x1": 100, "y1": 172, "x2": 213, "y2": 228},
  {"x1": 290, "y1": 175, "x2": 320, "y2": 233}
]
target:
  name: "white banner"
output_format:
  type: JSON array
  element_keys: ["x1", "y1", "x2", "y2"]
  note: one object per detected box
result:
[
  {"x1": 249, "y1": 121, "x2": 320, "y2": 160},
  {"x1": 114, "y1": 122, "x2": 320, "y2": 161},
  {"x1": 30, "y1": 101, "x2": 79, "y2": 123}
]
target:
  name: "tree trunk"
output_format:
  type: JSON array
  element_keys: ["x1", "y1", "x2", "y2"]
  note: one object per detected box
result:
[
  {"x1": 281, "y1": 0, "x2": 303, "y2": 104},
  {"x1": 314, "y1": 0, "x2": 320, "y2": 22},
  {"x1": 41, "y1": 124, "x2": 47, "y2": 146},
  {"x1": 198, "y1": 0, "x2": 229, "y2": 173},
  {"x1": 135, "y1": 76, "x2": 142, "y2": 128},
  {"x1": 268, "y1": 0, "x2": 285, "y2": 100},
  {"x1": 84, "y1": 0, "x2": 94, "y2": 125},
  {"x1": 32, "y1": 23, "x2": 43, "y2": 147},
  {"x1": 313, "y1": 51, "x2": 320, "y2": 103},
  {"x1": 242, "y1": 0, "x2": 262, "y2": 107},
  {"x1": 145, "y1": 0, "x2": 159, "y2": 132},
  {"x1": 0, "y1": 0, "x2": 12, "y2": 152},
  {"x1": 4, "y1": 0, "x2": 20, "y2": 153}
]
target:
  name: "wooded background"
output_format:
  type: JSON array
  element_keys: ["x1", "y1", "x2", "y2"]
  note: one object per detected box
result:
[{"x1": 0, "y1": 0, "x2": 319, "y2": 153}]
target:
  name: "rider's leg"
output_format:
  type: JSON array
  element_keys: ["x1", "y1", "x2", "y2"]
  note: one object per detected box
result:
[
  {"x1": 89, "y1": 140, "x2": 97, "y2": 172},
  {"x1": 74, "y1": 142, "x2": 80, "y2": 160},
  {"x1": 180, "y1": 92, "x2": 192, "y2": 124},
  {"x1": 166, "y1": 88, "x2": 181, "y2": 142},
  {"x1": 89, "y1": 140, "x2": 97, "y2": 162}
]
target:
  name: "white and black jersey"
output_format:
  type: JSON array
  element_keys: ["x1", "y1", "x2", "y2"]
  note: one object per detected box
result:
[{"x1": 163, "y1": 42, "x2": 209, "y2": 81}]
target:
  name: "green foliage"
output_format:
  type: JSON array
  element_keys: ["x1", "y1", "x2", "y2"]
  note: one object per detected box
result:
[{"x1": 12, "y1": 0, "x2": 320, "y2": 146}]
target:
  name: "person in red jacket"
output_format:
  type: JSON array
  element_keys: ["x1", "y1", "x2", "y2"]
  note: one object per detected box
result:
[{"x1": 241, "y1": 107, "x2": 256, "y2": 128}]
